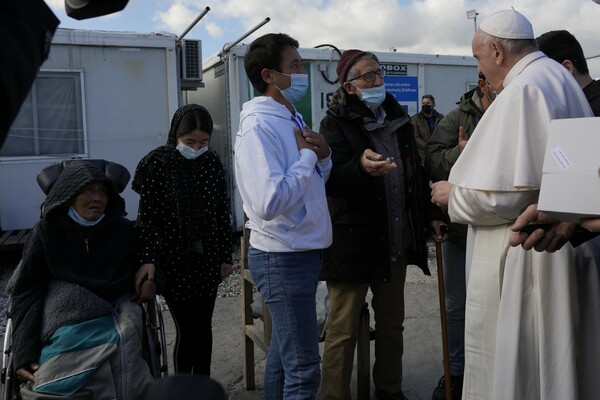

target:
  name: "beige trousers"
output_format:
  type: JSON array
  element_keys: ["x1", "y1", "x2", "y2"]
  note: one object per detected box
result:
[{"x1": 321, "y1": 259, "x2": 407, "y2": 400}]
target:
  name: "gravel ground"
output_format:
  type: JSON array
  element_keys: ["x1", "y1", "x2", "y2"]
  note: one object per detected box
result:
[
  {"x1": 217, "y1": 239, "x2": 442, "y2": 296},
  {"x1": 216, "y1": 241, "x2": 244, "y2": 298}
]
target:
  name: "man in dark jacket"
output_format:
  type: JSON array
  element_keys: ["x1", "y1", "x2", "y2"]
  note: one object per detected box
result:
[
  {"x1": 425, "y1": 72, "x2": 495, "y2": 400},
  {"x1": 319, "y1": 49, "x2": 447, "y2": 400},
  {"x1": 411, "y1": 94, "x2": 444, "y2": 165},
  {"x1": 536, "y1": 30, "x2": 600, "y2": 116}
]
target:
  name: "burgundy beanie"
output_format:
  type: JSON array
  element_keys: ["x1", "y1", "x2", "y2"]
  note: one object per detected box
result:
[{"x1": 337, "y1": 49, "x2": 367, "y2": 85}]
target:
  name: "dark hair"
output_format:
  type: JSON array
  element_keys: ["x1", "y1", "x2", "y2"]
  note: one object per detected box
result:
[
  {"x1": 536, "y1": 30, "x2": 589, "y2": 74},
  {"x1": 244, "y1": 33, "x2": 300, "y2": 94},
  {"x1": 422, "y1": 94, "x2": 435, "y2": 104},
  {"x1": 176, "y1": 107, "x2": 213, "y2": 138}
]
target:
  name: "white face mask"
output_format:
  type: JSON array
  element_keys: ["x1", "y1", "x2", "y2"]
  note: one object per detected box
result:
[{"x1": 176, "y1": 141, "x2": 209, "y2": 160}]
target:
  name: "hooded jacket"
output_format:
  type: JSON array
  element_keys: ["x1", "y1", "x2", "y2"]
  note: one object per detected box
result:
[
  {"x1": 425, "y1": 87, "x2": 484, "y2": 182},
  {"x1": 234, "y1": 96, "x2": 333, "y2": 252},
  {"x1": 320, "y1": 91, "x2": 445, "y2": 282},
  {"x1": 11, "y1": 161, "x2": 138, "y2": 370},
  {"x1": 132, "y1": 104, "x2": 233, "y2": 301},
  {"x1": 425, "y1": 87, "x2": 485, "y2": 247}
]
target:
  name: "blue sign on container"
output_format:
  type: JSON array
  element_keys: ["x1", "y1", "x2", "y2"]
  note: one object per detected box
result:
[{"x1": 384, "y1": 76, "x2": 418, "y2": 103}]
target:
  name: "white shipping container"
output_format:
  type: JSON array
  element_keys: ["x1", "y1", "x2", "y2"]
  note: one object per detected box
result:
[{"x1": 0, "y1": 29, "x2": 180, "y2": 230}]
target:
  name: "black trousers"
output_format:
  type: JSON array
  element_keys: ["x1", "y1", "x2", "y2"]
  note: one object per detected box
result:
[{"x1": 165, "y1": 295, "x2": 217, "y2": 376}]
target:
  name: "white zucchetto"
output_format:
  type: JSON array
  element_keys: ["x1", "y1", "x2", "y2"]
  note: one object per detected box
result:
[{"x1": 479, "y1": 9, "x2": 534, "y2": 40}]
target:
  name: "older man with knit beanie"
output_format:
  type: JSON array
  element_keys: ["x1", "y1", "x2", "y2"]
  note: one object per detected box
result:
[{"x1": 319, "y1": 49, "x2": 447, "y2": 400}]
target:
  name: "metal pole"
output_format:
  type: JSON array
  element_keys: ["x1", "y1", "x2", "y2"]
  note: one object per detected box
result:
[
  {"x1": 473, "y1": 15, "x2": 477, "y2": 32},
  {"x1": 176, "y1": 6, "x2": 211, "y2": 46},
  {"x1": 218, "y1": 17, "x2": 271, "y2": 57}
]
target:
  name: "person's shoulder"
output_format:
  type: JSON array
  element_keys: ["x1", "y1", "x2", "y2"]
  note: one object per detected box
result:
[
  {"x1": 105, "y1": 215, "x2": 136, "y2": 233},
  {"x1": 140, "y1": 147, "x2": 176, "y2": 171},
  {"x1": 205, "y1": 150, "x2": 225, "y2": 167},
  {"x1": 241, "y1": 96, "x2": 289, "y2": 121},
  {"x1": 584, "y1": 79, "x2": 600, "y2": 98},
  {"x1": 440, "y1": 107, "x2": 462, "y2": 122},
  {"x1": 28, "y1": 220, "x2": 47, "y2": 240}
]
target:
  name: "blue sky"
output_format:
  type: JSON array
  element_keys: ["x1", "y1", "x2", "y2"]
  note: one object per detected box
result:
[{"x1": 46, "y1": 0, "x2": 600, "y2": 77}]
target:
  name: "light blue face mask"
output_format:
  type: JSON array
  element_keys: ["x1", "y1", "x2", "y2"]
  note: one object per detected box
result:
[
  {"x1": 354, "y1": 83, "x2": 386, "y2": 109},
  {"x1": 68, "y1": 206, "x2": 105, "y2": 226},
  {"x1": 273, "y1": 72, "x2": 309, "y2": 104},
  {"x1": 176, "y1": 142, "x2": 208, "y2": 160}
]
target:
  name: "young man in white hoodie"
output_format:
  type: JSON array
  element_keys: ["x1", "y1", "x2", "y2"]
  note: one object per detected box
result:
[{"x1": 234, "y1": 33, "x2": 332, "y2": 399}]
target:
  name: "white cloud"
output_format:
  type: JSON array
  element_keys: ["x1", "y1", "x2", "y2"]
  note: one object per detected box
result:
[
  {"x1": 154, "y1": 1, "x2": 213, "y2": 35},
  {"x1": 47, "y1": 0, "x2": 600, "y2": 78},
  {"x1": 205, "y1": 21, "x2": 223, "y2": 38},
  {"x1": 199, "y1": 0, "x2": 600, "y2": 76}
]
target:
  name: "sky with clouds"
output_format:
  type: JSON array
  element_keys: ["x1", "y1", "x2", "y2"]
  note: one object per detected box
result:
[{"x1": 46, "y1": 0, "x2": 600, "y2": 77}]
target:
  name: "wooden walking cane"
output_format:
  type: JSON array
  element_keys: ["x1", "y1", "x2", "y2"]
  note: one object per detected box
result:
[{"x1": 435, "y1": 238, "x2": 453, "y2": 400}]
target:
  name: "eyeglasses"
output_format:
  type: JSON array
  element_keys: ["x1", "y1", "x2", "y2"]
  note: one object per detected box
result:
[{"x1": 348, "y1": 68, "x2": 386, "y2": 82}]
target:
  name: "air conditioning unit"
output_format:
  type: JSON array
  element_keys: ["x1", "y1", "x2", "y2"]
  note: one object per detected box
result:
[{"x1": 180, "y1": 39, "x2": 203, "y2": 90}]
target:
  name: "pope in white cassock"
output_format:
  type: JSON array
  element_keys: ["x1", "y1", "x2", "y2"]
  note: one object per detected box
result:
[{"x1": 431, "y1": 9, "x2": 600, "y2": 400}]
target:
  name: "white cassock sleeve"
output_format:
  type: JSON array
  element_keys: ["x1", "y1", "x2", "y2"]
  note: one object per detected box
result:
[{"x1": 448, "y1": 186, "x2": 539, "y2": 226}]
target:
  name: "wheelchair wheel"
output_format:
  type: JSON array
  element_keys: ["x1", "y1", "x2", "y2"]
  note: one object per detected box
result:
[
  {"x1": 2, "y1": 319, "x2": 19, "y2": 400},
  {"x1": 142, "y1": 296, "x2": 168, "y2": 379},
  {"x1": 1, "y1": 350, "x2": 19, "y2": 400}
]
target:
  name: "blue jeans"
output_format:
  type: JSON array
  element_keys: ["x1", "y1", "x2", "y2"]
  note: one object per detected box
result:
[
  {"x1": 442, "y1": 240, "x2": 466, "y2": 376},
  {"x1": 248, "y1": 247, "x2": 322, "y2": 400}
]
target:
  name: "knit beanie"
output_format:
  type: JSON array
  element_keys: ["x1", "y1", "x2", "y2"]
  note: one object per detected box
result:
[{"x1": 336, "y1": 49, "x2": 367, "y2": 85}]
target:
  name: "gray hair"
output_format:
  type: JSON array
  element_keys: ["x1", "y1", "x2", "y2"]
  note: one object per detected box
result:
[
  {"x1": 330, "y1": 53, "x2": 379, "y2": 107},
  {"x1": 345, "y1": 53, "x2": 379, "y2": 81},
  {"x1": 480, "y1": 31, "x2": 538, "y2": 57}
]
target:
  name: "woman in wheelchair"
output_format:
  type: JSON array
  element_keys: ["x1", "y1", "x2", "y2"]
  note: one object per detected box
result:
[{"x1": 10, "y1": 160, "x2": 158, "y2": 399}]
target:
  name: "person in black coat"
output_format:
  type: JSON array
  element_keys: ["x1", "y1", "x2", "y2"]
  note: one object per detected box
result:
[
  {"x1": 132, "y1": 104, "x2": 233, "y2": 376},
  {"x1": 319, "y1": 49, "x2": 447, "y2": 400},
  {"x1": 11, "y1": 160, "x2": 156, "y2": 399}
]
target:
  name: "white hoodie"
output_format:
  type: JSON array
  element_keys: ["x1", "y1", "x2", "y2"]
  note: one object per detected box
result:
[{"x1": 234, "y1": 96, "x2": 332, "y2": 252}]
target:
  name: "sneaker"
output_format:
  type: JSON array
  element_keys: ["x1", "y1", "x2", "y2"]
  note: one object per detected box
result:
[
  {"x1": 374, "y1": 387, "x2": 409, "y2": 400},
  {"x1": 431, "y1": 374, "x2": 463, "y2": 400}
]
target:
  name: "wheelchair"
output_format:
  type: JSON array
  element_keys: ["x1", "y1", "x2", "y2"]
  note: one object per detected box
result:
[
  {"x1": 142, "y1": 295, "x2": 170, "y2": 380},
  {"x1": 1, "y1": 279, "x2": 169, "y2": 399},
  {"x1": 1, "y1": 159, "x2": 170, "y2": 399}
]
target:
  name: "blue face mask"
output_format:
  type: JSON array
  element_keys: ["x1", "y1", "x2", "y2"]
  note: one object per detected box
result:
[
  {"x1": 68, "y1": 206, "x2": 105, "y2": 226},
  {"x1": 273, "y1": 72, "x2": 309, "y2": 104},
  {"x1": 176, "y1": 142, "x2": 208, "y2": 160},
  {"x1": 354, "y1": 84, "x2": 386, "y2": 109}
]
